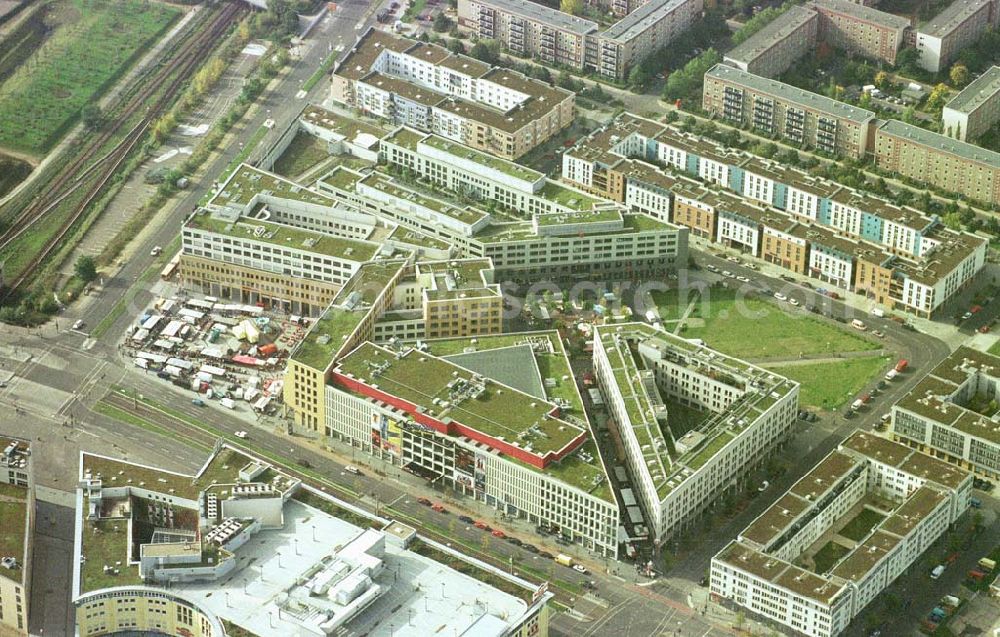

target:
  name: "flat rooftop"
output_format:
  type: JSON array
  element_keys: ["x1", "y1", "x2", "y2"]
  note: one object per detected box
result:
[
  {"x1": 474, "y1": 0, "x2": 599, "y2": 34},
  {"x1": 812, "y1": 0, "x2": 911, "y2": 30},
  {"x1": 212, "y1": 165, "x2": 336, "y2": 209},
  {"x1": 291, "y1": 261, "x2": 406, "y2": 370},
  {"x1": 919, "y1": 0, "x2": 990, "y2": 37},
  {"x1": 361, "y1": 172, "x2": 490, "y2": 226},
  {"x1": 878, "y1": 119, "x2": 1000, "y2": 168},
  {"x1": 300, "y1": 104, "x2": 387, "y2": 142},
  {"x1": 0, "y1": 480, "x2": 27, "y2": 583},
  {"x1": 602, "y1": 0, "x2": 692, "y2": 42},
  {"x1": 185, "y1": 210, "x2": 380, "y2": 263},
  {"x1": 944, "y1": 65, "x2": 1000, "y2": 114},
  {"x1": 336, "y1": 28, "x2": 416, "y2": 81},
  {"x1": 334, "y1": 342, "x2": 586, "y2": 457},
  {"x1": 420, "y1": 134, "x2": 544, "y2": 183},
  {"x1": 724, "y1": 5, "x2": 818, "y2": 67},
  {"x1": 715, "y1": 541, "x2": 847, "y2": 605},
  {"x1": 565, "y1": 113, "x2": 665, "y2": 164},
  {"x1": 788, "y1": 451, "x2": 860, "y2": 501},
  {"x1": 707, "y1": 64, "x2": 876, "y2": 125}
]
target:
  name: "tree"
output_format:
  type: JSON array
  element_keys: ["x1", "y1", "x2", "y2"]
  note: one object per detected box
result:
[
  {"x1": 75, "y1": 256, "x2": 97, "y2": 283},
  {"x1": 432, "y1": 12, "x2": 451, "y2": 32},
  {"x1": 950, "y1": 63, "x2": 970, "y2": 88},
  {"x1": 447, "y1": 38, "x2": 465, "y2": 54},
  {"x1": 560, "y1": 0, "x2": 583, "y2": 15},
  {"x1": 628, "y1": 64, "x2": 651, "y2": 90},
  {"x1": 927, "y1": 82, "x2": 950, "y2": 110},
  {"x1": 81, "y1": 104, "x2": 103, "y2": 130},
  {"x1": 469, "y1": 40, "x2": 500, "y2": 65},
  {"x1": 874, "y1": 70, "x2": 890, "y2": 90}
]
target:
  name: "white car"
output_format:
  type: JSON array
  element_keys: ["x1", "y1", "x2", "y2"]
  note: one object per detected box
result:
[
  {"x1": 736, "y1": 275, "x2": 750, "y2": 283},
  {"x1": 722, "y1": 270, "x2": 735, "y2": 278},
  {"x1": 573, "y1": 564, "x2": 588, "y2": 574},
  {"x1": 150, "y1": 246, "x2": 162, "y2": 257},
  {"x1": 788, "y1": 298, "x2": 800, "y2": 307},
  {"x1": 773, "y1": 293, "x2": 787, "y2": 302},
  {"x1": 234, "y1": 431, "x2": 249, "y2": 439},
  {"x1": 727, "y1": 256, "x2": 741, "y2": 264},
  {"x1": 72, "y1": 319, "x2": 85, "y2": 330},
  {"x1": 705, "y1": 264, "x2": 719, "y2": 273}
]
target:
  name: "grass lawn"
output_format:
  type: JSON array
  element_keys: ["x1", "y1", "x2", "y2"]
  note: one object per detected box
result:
[
  {"x1": 989, "y1": 341, "x2": 1000, "y2": 357},
  {"x1": 766, "y1": 356, "x2": 891, "y2": 411},
  {"x1": 664, "y1": 397, "x2": 712, "y2": 438},
  {"x1": 272, "y1": 131, "x2": 329, "y2": 178},
  {"x1": 812, "y1": 540, "x2": 851, "y2": 574},
  {"x1": 839, "y1": 508, "x2": 886, "y2": 542},
  {"x1": 679, "y1": 288, "x2": 878, "y2": 360},
  {"x1": 650, "y1": 288, "x2": 701, "y2": 321},
  {"x1": 0, "y1": 0, "x2": 180, "y2": 155}
]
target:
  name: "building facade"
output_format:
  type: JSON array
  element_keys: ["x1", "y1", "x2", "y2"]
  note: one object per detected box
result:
[
  {"x1": 811, "y1": 0, "x2": 911, "y2": 65},
  {"x1": 942, "y1": 65, "x2": 1000, "y2": 141},
  {"x1": 711, "y1": 432, "x2": 971, "y2": 637},
  {"x1": 703, "y1": 64, "x2": 876, "y2": 158},
  {"x1": 915, "y1": 0, "x2": 997, "y2": 72},
  {"x1": 0, "y1": 438, "x2": 31, "y2": 636},
  {"x1": 723, "y1": 5, "x2": 819, "y2": 78},
  {"x1": 331, "y1": 28, "x2": 574, "y2": 160}
]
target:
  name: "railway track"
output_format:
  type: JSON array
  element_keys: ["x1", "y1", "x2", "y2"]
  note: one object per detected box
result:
[{"x1": 0, "y1": 1, "x2": 245, "y2": 297}]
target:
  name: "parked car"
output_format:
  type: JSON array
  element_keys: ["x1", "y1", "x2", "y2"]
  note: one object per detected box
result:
[
  {"x1": 192, "y1": 398, "x2": 205, "y2": 407},
  {"x1": 345, "y1": 465, "x2": 362, "y2": 475},
  {"x1": 523, "y1": 544, "x2": 540, "y2": 553},
  {"x1": 73, "y1": 319, "x2": 85, "y2": 330},
  {"x1": 539, "y1": 551, "x2": 554, "y2": 559},
  {"x1": 459, "y1": 515, "x2": 474, "y2": 524},
  {"x1": 573, "y1": 564, "x2": 589, "y2": 574},
  {"x1": 431, "y1": 503, "x2": 447, "y2": 513},
  {"x1": 150, "y1": 246, "x2": 162, "y2": 257},
  {"x1": 417, "y1": 497, "x2": 432, "y2": 506},
  {"x1": 474, "y1": 521, "x2": 491, "y2": 531},
  {"x1": 773, "y1": 293, "x2": 787, "y2": 302},
  {"x1": 234, "y1": 430, "x2": 249, "y2": 439},
  {"x1": 491, "y1": 529, "x2": 506, "y2": 538}
]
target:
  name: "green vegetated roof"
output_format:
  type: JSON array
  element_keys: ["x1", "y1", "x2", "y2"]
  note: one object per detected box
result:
[
  {"x1": 186, "y1": 212, "x2": 379, "y2": 262},
  {"x1": 212, "y1": 165, "x2": 335, "y2": 208},
  {"x1": 336, "y1": 342, "x2": 584, "y2": 456},
  {"x1": 0, "y1": 485, "x2": 27, "y2": 581},
  {"x1": 538, "y1": 181, "x2": 600, "y2": 211},
  {"x1": 421, "y1": 135, "x2": 543, "y2": 183},
  {"x1": 81, "y1": 449, "x2": 254, "y2": 501}
]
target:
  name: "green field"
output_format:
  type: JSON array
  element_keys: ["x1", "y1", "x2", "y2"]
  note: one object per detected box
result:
[
  {"x1": 678, "y1": 289, "x2": 878, "y2": 360},
  {"x1": 272, "y1": 131, "x2": 329, "y2": 178},
  {"x1": 0, "y1": 154, "x2": 31, "y2": 198},
  {"x1": 838, "y1": 508, "x2": 886, "y2": 542},
  {"x1": 766, "y1": 356, "x2": 891, "y2": 411},
  {"x1": 812, "y1": 541, "x2": 850, "y2": 574},
  {"x1": 0, "y1": 0, "x2": 180, "y2": 155},
  {"x1": 650, "y1": 288, "x2": 700, "y2": 321}
]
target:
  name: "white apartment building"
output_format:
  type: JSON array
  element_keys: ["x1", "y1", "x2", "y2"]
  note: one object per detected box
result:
[
  {"x1": 711, "y1": 431, "x2": 972, "y2": 637},
  {"x1": 592, "y1": 324, "x2": 799, "y2": 543},
  {"x1": 891, "y1": 346, "x2": 1000, "y2": 478}
]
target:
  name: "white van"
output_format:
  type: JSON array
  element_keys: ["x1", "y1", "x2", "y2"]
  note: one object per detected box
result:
[{"x1": 851, "y1": 319, "x2": 867, "y2": 331}]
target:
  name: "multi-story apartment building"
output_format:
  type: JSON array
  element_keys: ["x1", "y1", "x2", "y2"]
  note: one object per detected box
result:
[
  {"x1": 811, "y1": 0, "x2": 912, "y2": 65},
  {"x1": 457, "y1": 0, "x2": 703, "y2": 80},
  {"x1": 874, "y1": 118, "x2": 1000, "y2": 205},
  {"x1": 723, "y1": 5, "x2": 819, "y2": 78},
  {"x1": 703, "y1": 64, "x2": 876, "y2": 158},
  {"x1": 561, "y1": 113, "x2": 987, "y2": 315},
  {"x1": 592, "y1": 323, "x2": 799, "y2": 543},
  {"x1": 594, "y1": 0, "x2": 704, "y2": 80},
  {"x1": 915, "y1": 0, "x2": 997, "y2": 72},
  {"x1": 942, "y1": 65, "x2": 1000, "y2": 141},
  {"x1": 890, "y1": 346, "x2": 1000, "y2": 479},
  {"x1": 331, "y1": 28, "x2": 574, "y2": 160},
  {"x1": 457, "y1": 0, "x2": 598, "y2": 69},
  {"x1": 711, "y1": 431, "x2": 972, "y2": 637},
  {"x1": 0, "y1": 438, "x2": 31, "y2": 636},
  {"x1": 73, "y1": 445, "x2": 552, "y2": 636}
]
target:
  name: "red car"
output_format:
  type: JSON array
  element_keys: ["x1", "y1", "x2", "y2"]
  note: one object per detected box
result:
[
  {"x1": 474, "y1": 521, "x2": 490, "y2": 531},
  {"x1": 431, "y1": 503, "x2": 446, "y2": 513},
  {"x1": 491, "y1": 529, "x2": 506, "y2": 539}
]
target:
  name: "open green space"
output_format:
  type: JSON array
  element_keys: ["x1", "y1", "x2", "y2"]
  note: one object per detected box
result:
[
  {"x1": 664, "y1": 397, "x2": 711, "y2": 439},
  {"x1": 812, "y1": 540, "x2": 851, "y2": 574},
  {"x1": 272, "y1": 131, "x2": 329, "y2": 178},
  {"x1": 0, "y1": 0, "x2": 180, "y2": 155},
  {"x1": 0, "y1": 154, "x2": 30, "y2": 198},
  {"x1": 766, "y1": 356, "x2": 891, "y2": 411},
  {"x1": 676, "y1": 288, "x2": 879, "y2": 360},
  {"x1": 79, "y1": 516, "x2": 143, "y2": 593},
  {"x1": 839, "y1": 508, "x2": 886, "y2": 542},
  {"x1": 650, "y1": 288, "x2": 700, "y2": 322}
]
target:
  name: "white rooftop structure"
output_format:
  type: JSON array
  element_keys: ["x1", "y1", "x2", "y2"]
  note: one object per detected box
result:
[{"x1": 172, "y1": 498, "x2": 527, "y2": 636}]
